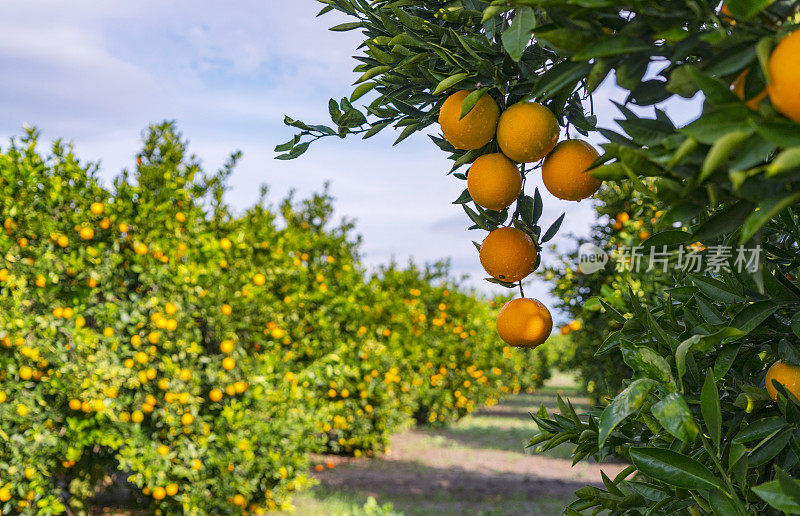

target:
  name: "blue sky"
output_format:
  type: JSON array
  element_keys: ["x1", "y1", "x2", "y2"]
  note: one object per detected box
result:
[{"x1": 0, "y1": 1, "x2": 699, "y2": 320}]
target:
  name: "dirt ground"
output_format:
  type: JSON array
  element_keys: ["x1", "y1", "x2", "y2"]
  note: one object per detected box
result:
[{"x1": 303, "y1": 388, "x2": 627, "y2": 516}]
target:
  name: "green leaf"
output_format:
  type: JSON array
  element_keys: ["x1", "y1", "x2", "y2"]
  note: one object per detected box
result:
[
  {"x1": 460, "y1": 88, "x2": 490, "y2": 119},
  {"x1": 433, "y1": 72, "x2": 470, "y2": 95},
  {"x1": 354, "y1": 66, "x2": 390, "y2": 85},
  {"x1": 572, "y1": 36, "x2": 650, "y2": 60},
  {"x1": 686, "y1": 66, "x2": 741, "y2": 105},
  {"x1": 598, "y1": 378, "x2": 656, "y2": 447},
  {"x1": 651, "y1": 393, "x2": 699, "y2": 443},
  {"x1": 724, "y1": 0, "x2": 775, "y2": 20},
  {"x1": 675, "y1": 327, "x2": 746, "y2": 386},
  {"x1": 350, "y1": 82, "x2": 376, "y2": 102},
  {"x1": 767, "y1": 147, "x2": 800, "y2": 177},
  {"x1": 729, "y1": 300, "x2": 777, "y2": 333},
  {"x1": 700, "y1": 130, "x2": 752, "y2": 183},
  {"x1": 501, "y1": 7, "x2": 536, "y2": 62},
  {"x1": 620, "y1": 341, "x2": 674, "y2": 386},
  {"x1": 682, "y1": 105, "x2": 752, "y2": 145},
  {"x1": 541, "y1": 213, "x2": 565, "y2": 243},
  {"x1": 640, "y1": 230, "x2": 688, "y2": 248},
  {"x1": 776, "y1": 467, "x2": 800, "y2": 508},
  {"x1": 752, "y1": 480, "x2": 800, "y2": 513},
  {"x1": 629, "y1": 447, "x2": 725, "y2": 490},
  {"x1": 740, "y1": 192, "x2": 800, "y2": 243},
  {"x1": 329, "y1": 22, "x2": 363, "y2": 32},
  {"x1": 452, "y1": 189, "x2": 472, "y2": 205},
  {"x1": 709, "y1": 489, "x2": 744, "y2": 516},
  {"x1": 688, "y1": 275, "x2": 747, "y2": 303},
  {"x1": 531, "y1": 61, "x2": 593, "y2": 101},
  {"x1": 701, "y1": 372, "x2": 722, "y2": 450},
  {"x1": 733, "y1": 417, "x2": 787, "y2": 443},
  {"x1": 691, "y1": 200, "x2": 755, "y2": 241},
  {"x1": 791, "y1": 311, "x2": 800, "y2": 338}
]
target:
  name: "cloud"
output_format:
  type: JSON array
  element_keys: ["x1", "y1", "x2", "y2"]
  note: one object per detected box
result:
[{"x1": 0, "y1": 1, "x2": 664, "y2": 309}]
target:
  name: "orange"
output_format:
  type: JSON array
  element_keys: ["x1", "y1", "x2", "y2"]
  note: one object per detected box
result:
[
  {"x1": 542, "y1": 139, "x2": 602, "y2": 201},
  {"x1": 181, "y1": 413, "x2": 194, "y2": 426},
  {"x1": 253, "y1": 273, "x2": 266, "y2": 286},
  {"x1": 467, "y1": 153, "x2": 522, "y2": 211},
  {"x1": 765, "y1": 361, "x2": 800, "y2": 401},
  {"x1": 496, "y1": 102, "x2": 559, "y2": 163},
  {"x1": 495, "y1": 298, "x2": 553, "y2": 348},
  {"x1": 152, "y1": 487, "x2": 166, "y2": 500},
  {"x1": 479, "y1": 227, "x2": 537, "y2": 283},
  {"x1": 616, "y1": 212, "x2": 629, "y2": 224},
  {"x1": 165, "y1": 483, "x2": 178, "y2": 496},
  {"x1": 568, "y1": 320, "x2": 581, "y2": 331},
  {"x1": 559, "y1": 325, "x2": 570, "y2": 336},
  {"x1": 438, "y1": 91, "x2": 500, "y2": 150},
  {"x1": 222, "y1": 357, "x2": 235, "y2": 370},
  {"x1": 731, "y1": 69, "x2": 767, "y2": 110},
  {"x1": 89, "y1": 202, "x2": 104, "y2": 215},
  {"x1": 638, "y1": 230, "x2": 651, "y2": 241},
  {"x1": 768, "y1": 29, "x2": 800, "y2": 123},
  {"x1": 209, "y1": 389, "x2": 223, "y2": 402},
  {"x1": 69, "y1": 399, "x2": 81, "y2": 411}
]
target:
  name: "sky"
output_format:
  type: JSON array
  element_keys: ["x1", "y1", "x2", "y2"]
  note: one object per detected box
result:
[{"x1": 0, "y1": 1, "x2": 700, "y2": 320}]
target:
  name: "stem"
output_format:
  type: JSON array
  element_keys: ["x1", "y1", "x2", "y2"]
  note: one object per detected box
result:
[
  {"x1": 700, "y1": 435, "x2": 748, "y2": 515},
  {"x1": 518, "y1": 281, "x2": 525, "y2": 298}
]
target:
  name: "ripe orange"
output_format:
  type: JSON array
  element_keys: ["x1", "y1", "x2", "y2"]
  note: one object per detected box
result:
[
  {"x1": 315, "y1": 464, "x2": 324, "y2": 472},
  {"x1": 731, "y1": 69, "x2": 767, "y2": 110},
  {"x1": 559, "y1": 325, "x2": 570, "y2": 336},
  {"x1": 438, "y1": 90, "x2": 500, "y2": 150},
  {"x1": 152, "y1": 487, "x2": 166, "y2": 500},
  {"x1": 467, "y1": 153, "x2": 522, "y2": 211},
  {"x1": 496, "y1": 102, "x2": 559, "y2": 163},
  {"x1": 638, "y1": 230, "x2": 651, "y2": 241},
  {"x1": 69, "y1": 399, "x2": 81, "y2": 411},
  {"x1": 253, "y1": 273, "x2": 266, "y2": 286},
  {"x1": 221, "y1": 304, "x2": 233, "y2": 316},
  {"x1": 165, "y1": 483, "x2": 178, "y2": 496},
  {"x1": 222, "y1": 357, "x2": 235, "y2": 370},
  {"x1": 90, "y1": 202, "x2": 104, "y2": 215},
  {"x1": 568, "y1": 320, "x2": 581, "y2": 331},
  {"x1": 542, "y1": 139, "x2": 602, "y2": 201},
  {"x1": 768, "y1": 29, "x2": 800, "y2": 123},
  {"x1": 210, "y1": 389, "x2": 223, "y2": 402},
  {"x1": 181, "y1": 413, "x2": 194, "y2": 426},
  {"x1": 479, "y1": 227, "x2": 537, "y2": 282},
  {"x1": 496, "y1": 298, "x2": 553, "y2": 348},
  {"x1": 765, "y1": 361, "x2": 800, "y2": 401}
]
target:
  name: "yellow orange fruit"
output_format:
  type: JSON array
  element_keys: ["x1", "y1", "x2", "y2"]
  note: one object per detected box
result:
[
  {"x1": 496, "y1": 298, "x2": 553, "y2": 348},
  {"x1": 467, "y1": 153, "x2": 522, "y2": 211},
  {"x1": 765, "y1": 361, "x2": 800, "y2": 401},
  {"x1": 479, "y1": 227, "x2": 537, "y2": 283},
  {"x1": 209, "y1": 389, "x2": 223, "y2": 402},
  {"x1": 559, "y1": 325, "x2": 570, "y2": 336},
  {"x1": 181, "y1": 413, "x2": 194, "y2": 426},
  {"x1": 152, "y1": 487, "x2": 166, "y2": 500},
  {"x1": 568, "y1": 320, "x2": 581, "y2": 332},
  {"x1": 542, "y1": 139, "x2": 602, "y2": 201},
  {"x1": 438, "y1": 91, "x2": 500, "y2": 150},
  {"x1": 78, "y1": 227, "x2": 94, "y2": 240},
  {"x1": 69, "y1": 399, "x2": 82, "y2": 411},
  {"x1": 166, "y1": 483, "x2": 178, "y2": 496},
  {"x1": 253, "y1": 273, "x2": 266, "y2": 286},
  {"x1": 90, "y1": 202, "x2": 104, "y2": 215},
  {"x1": 222, "y1": 357, "x2": 235, "y2": 370},
  {"x1": 731, "y1": 69, "x2": 767, "y2": 110},
  {"x1": 497, "y1": 102, "x2": 559, "y2": 163},
  {"x1": 768, "y1": 29, "x2": 800, "y2": 123}
]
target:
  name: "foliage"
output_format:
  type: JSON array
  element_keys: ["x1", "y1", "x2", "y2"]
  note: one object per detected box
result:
[
  {"x1": 0, "y1": 123, "x2": 550, "y2": 514},
  {"x1": 284, "y1": 0, "x2": 800, "y2": 514}
]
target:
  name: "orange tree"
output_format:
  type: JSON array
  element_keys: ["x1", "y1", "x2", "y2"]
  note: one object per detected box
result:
[
  {"x1": 281, "y1": 0, "x2": 800, "y2": 514},
  {"x1": 0, "y1": 122, "x2": 553, "y2": 513}
]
